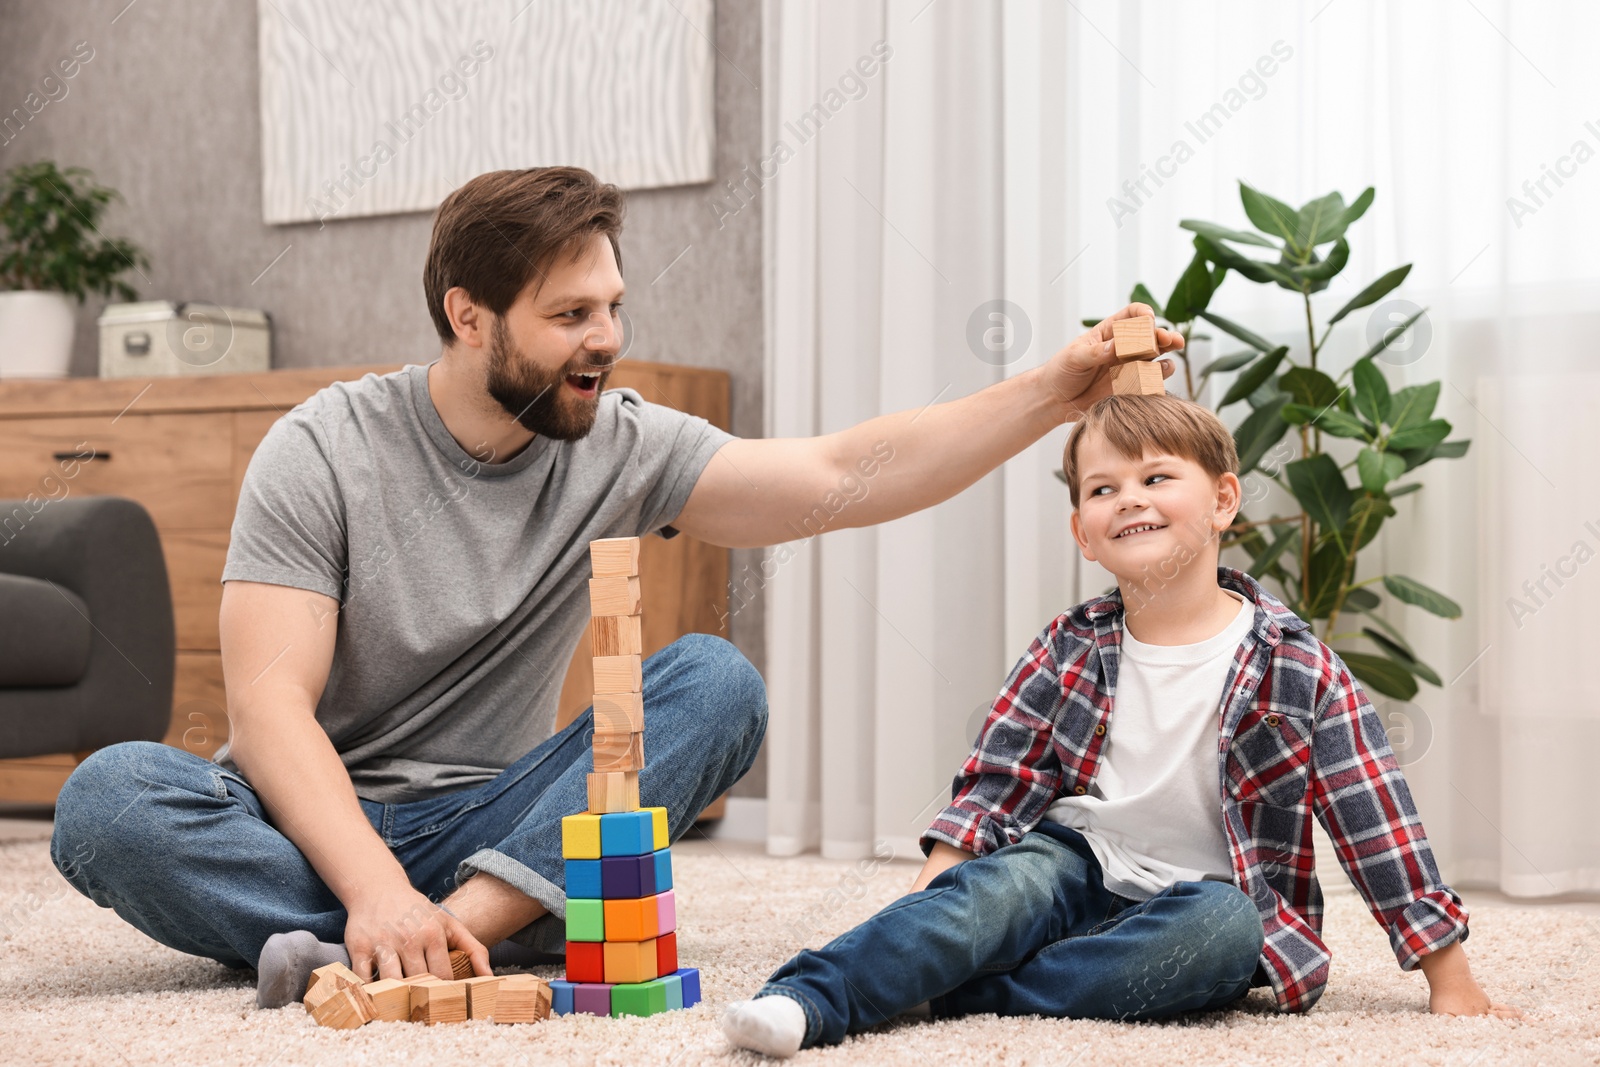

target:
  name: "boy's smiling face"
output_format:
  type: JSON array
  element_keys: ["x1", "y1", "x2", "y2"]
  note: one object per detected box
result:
[{"x1": 1069, "y1": 428, "x2": 1241, "y2": 579}]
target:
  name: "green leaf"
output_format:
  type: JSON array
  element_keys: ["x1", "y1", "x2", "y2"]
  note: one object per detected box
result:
[
  {"x1": 1388, "y1": 482, "x2": 1423, "y2": 497},
  {"x1": 1316, "y1": 408, "x2": 1375, "y2": 440},
  {"x1": 1343, "y1": 586, "x2": 1381, "y2": 611},
  {"x1": 1281, "y1": 367, "x2": 1341, "y2": 409},
  {"x1": 1197, "y1": 309, "x2": 1276, "y2": 352},
  {"x1": 1388, "y1": 382, "x2": 1441, "y2": 433},
  {"x1": 1383, "y1": 575, "x2": 1463, "y2": 618},
  {"x1": 1239, "y1": 183, "x2": 1306, "y2": 255},
  {"x1": 1194, "y1": 235, "x2": 1301, "y2": 289},
  {"x1": 1290, "y1": 237, "x2": 1349, "y2": 284},
  {"x1": 1179, "y1": 218, "x2": 1278, "y2": 248},
  {"x1": 1082, "y1": 318, "x2": 1104, "y2": 328},
  {"x1": 1198, "y1": 350, "x2": 1261, "y2": 380},
  {"x1": 1304, "y1": 542, "x2": 1348, "y2": 618},
  {"x1": 1429, "y1": 439, "x2": 1471, "y2": 460},
  {"x1": 1340, "y1": 651, "x2": 1420, "y2": 700},
  {"x1": 1385, "y1": 418, "x2": 1451, "y2": 451},
  {"x1": 1234, "y1": 396, "x2": 1291, "y2": 475},
  {"x1": 1328, "y1": 264, "x2": 1414, "y2": 325},
  {"x1": 1163, "y1": 251, "x2": 1215, "y2": 323},
  {"x1": 1287, "y1": 453, "x2": 1354, "y2": 532},
  {"x1": 1361, "y1": 628, "x2": 1443, "y2": 687},
  {"x1": 1295, "y1": 192, "x2": 1348, "y2": 251},
  {"x1": 1359, "y1": 305, "x2": 1427, "y2": 362},
  {"x1": 1280, "y1": 403, "x2": 1318, "y2": 426},
  {"x1": 1339, "y1": 187, "x2": 1376, "y2": 232},
  {"x1": 1357, "y1": 448, "x2": 1406, "y2": 493},
  {"x1": 1219, "y1": 345, "x2": 1289, "y2": 407},
  {"x1": 1351, "y1": 358, "x2": 1392, "y2": 425},
  {"x1": 1341, "y1": 494, "x2": 1395, "y2": 552},
  {"x1": 1128, "y1": 283, "x2": 1164, "y2": 320},
  {"x1": 1250, "y1": 525, "x2": 1300, "y2": 575}
]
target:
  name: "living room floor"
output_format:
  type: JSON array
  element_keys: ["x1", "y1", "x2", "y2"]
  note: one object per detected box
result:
[{"x1": 1, "y1": 813, "x2": 1594, "y2": 1066}]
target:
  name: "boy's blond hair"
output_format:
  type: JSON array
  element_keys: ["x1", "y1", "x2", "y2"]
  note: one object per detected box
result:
[{"x1": 1061, "y1": 394, "x2": 1240, "y2": 508}]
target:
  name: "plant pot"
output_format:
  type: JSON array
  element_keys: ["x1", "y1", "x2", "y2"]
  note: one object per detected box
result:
[{"x1": 0, "y1": 290, "x2": 78, "y2": 378}]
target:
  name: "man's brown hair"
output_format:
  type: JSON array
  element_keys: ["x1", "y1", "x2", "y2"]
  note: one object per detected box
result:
[
  {"x1": 1061, "y1": 393, "x2": 1240, "y2": 507},
  {"x1": 424, "y1": 166, "x2": 625, "y2": 344}
]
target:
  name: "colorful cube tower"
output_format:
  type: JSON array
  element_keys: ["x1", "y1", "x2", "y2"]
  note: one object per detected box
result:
[{"x1": 557, "y1": 537, "x2": 701, "y2": 1019}]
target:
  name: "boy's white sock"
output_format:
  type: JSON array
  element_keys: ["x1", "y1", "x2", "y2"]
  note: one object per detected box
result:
[{"x1": 721, "y1": 996, "x2": 806, "y2": 1058}]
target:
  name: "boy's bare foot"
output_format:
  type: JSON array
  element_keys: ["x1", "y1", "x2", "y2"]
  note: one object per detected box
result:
[{"x1": 722, "y1": 996, "x2": 806, "y2": 1058}]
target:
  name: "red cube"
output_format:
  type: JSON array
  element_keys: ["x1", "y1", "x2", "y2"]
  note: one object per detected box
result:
[
  {"x1": 656, "y1": 930, "x2": 678, "y2": 976},
  {"x1": 567, "y1": 940, "x2": 605, "y2": 984}
]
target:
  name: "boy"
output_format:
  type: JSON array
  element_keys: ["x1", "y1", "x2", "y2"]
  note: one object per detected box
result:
[{"x1": 724, "y1": 392, "x2": 1521, "y2": 1056}]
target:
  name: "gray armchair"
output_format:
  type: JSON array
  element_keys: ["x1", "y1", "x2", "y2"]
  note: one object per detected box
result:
[{"x1": 0, "y1": 496, "x2": 174, "y2": 759}]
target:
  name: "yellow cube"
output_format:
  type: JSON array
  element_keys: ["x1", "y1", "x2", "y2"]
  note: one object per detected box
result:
[
  {"x1": 562, "y1": 814, "x2": 601, "y2": 859},
  {"x1": 643, "y1": 806, "x2": 668, "y2": 851}
]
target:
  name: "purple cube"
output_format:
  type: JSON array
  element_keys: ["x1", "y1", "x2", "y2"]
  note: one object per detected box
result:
[
  {"x1": 601, "y1": 854, "x2": 656, "y2": 898},
  {"x1": 573, "y1": 982, "x2": 613, "y2": 1016}
]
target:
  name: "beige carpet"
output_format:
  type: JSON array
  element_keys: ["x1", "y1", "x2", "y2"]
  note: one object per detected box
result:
[{"x1": 1, "y1": 829, "x2": 1595, "y2": 1067}]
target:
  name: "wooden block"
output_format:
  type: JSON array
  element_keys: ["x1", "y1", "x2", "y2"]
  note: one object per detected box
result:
[
  {"x1": 310, "y1": 985, "x2": 374, "y2": 1029},
  {"x1": 592, "y1": 691, "x2": 645, "y2": 734},
  {"x1": 1111, "y1": 317, "x2": 1158, "y2": 361},
  {"x1": 362, "y1": 978, "x2": 411, "y2": 1022},
  {"x1": 494, "y1": 974, "x2": 552, "y2": 1023},
  {"x1": 410, "y1": 979, "x2": 468, "y2": 1025},
  {"x1": 590, "y1": 537, "x2": 641, "y2": 578},
  {"x1": 464, "y1": 975, "x2": 505, "y2": 1020},
  {"x1": 593, "y1": 654, "x2": 643, "y2": 694},
  {"x1": 589, "y1": 576, "x2": 642, "y2": 617},
  {"x1": 592, "y1": 729, "x2": 645, "y2": 773},
  {"x1": 588, "y1": 770, "x2": 640, "y2": 813},
  {"x1": 304, "y1": 961, "x2": 368, "y2": 1013},
  {"x1": 449, "y1": 948, "x2": 474, "y2": 980},
  {"x1": 1111, "y1": 360, "x2": 1165, "y2": 396},
  {"x1": 591, "y1": 614, "x2": 643, "y2": 657}
]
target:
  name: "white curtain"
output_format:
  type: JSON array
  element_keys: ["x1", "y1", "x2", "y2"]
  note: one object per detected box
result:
[{"x1": 763, "y1": 0, "x2": 1600, "y2": 896}]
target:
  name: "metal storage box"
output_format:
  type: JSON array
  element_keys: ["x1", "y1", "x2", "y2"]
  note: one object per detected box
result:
[{"x1": 98, "y1": 301, "x2": 271, "y2": 378}]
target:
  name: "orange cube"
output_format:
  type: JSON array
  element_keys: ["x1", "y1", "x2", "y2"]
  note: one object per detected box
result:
[
  {"x1": 603, "y1": 896, "x2": 659, "y2": 942},
  {"x1": 603, "y1": 937, "x2": 659, "y2": 984}
]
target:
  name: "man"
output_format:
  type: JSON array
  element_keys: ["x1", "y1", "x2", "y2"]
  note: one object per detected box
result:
[{"x1": 50, "y1": 166, "x2": 1181, "y2": 1008}]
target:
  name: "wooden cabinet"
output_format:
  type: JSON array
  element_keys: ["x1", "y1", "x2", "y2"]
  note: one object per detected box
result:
[{"x1": 0, "y1": 363, "x2": 731, "y2": 805}]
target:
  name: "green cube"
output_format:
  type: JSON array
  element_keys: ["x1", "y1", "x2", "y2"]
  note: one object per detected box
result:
[
  {"x1": 610, "y1": 979, "x2": 669, "y2": 1017},
  {"x1": 566, "y1": 898, "x2": 605, "y2": 941}
]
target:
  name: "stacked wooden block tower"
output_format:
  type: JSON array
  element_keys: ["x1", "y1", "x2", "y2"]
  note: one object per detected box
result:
[
  {"x1": 550, "y1": 536, "x2": 702, "y2": 1018},
  {"x1": 1110, "y1": 316, "x2": 1166, "y2": 395}
]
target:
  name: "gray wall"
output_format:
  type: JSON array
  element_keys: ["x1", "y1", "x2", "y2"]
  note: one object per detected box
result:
[{"x1": 0, "y1": 0, "x2": 768, "y2": 796}]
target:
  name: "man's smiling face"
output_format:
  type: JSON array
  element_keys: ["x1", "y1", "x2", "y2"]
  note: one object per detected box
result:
[{"x1": 485, "y1": 232, "x2": 625, "y2": 440}]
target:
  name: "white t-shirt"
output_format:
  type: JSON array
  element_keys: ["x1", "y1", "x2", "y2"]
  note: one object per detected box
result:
[{"x1": 1043, "y1": 592, "x2": 1253, "y2": 901}]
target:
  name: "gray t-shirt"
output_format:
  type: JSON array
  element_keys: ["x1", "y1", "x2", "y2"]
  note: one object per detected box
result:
[{"x1": 218, "y1": 362, "x2": 734, "y2": 803}]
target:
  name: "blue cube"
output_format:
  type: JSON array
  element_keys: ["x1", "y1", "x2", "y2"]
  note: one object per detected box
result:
[
  {"x1": 653, "y1": 847, "x2": 673, "y2": 892},
  {"x1": 551, "y1": 979, "x2": 576, "y2": 1016},
  {"x1": 673, "y1": 967, "x2": 701, "y2": 1008},
  {"x1": 601, "y1": 854, "x2": 656, "y2": 898},
  {"x1": 599, "y1": 810, "x2": 654, "y2": 856},
  {"x1": 567, "y1": 858, "x2": 602, "y2": 899},
  {"x1": 661, "y1": 972, "x2": 683, "y2": 1011}
]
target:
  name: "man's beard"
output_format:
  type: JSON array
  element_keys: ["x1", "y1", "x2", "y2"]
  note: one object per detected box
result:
[{"x1": 484, "y1": 317, "x2": 609, "y2": 440}]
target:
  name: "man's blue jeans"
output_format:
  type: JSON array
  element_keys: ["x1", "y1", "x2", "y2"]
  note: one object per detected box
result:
[
  {"x1": 758, "y1": 822, "x2": 1265, "y2": 1047},
  {"x1": 49, "y1": 634, "x2": 766, "y2": 969}
]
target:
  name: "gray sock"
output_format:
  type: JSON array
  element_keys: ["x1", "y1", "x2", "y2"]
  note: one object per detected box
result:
[{"x1": 256, "y1": 930, "x2": 351, "y2": 1009}]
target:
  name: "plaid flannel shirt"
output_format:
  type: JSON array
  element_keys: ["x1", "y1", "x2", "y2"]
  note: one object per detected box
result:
[{"x1": 922, "y1": 567, "x2": 1469, "y2": 1013}]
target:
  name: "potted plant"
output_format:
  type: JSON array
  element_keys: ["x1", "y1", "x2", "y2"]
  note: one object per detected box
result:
[
  {"x1": 1083, "y1": 183, "x2": 1469, "y2": 701},
  {"x1": 0, "y1": 160, "x2": 148, "y2": 378}
]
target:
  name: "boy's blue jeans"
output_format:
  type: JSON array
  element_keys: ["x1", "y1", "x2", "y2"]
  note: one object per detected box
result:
[
  {"x1": 48, "y1": 634, "x2": 766, "y2": 969},
  {"x1": 759, "y1": 821, "x2": 1265, "y2": 1046}
]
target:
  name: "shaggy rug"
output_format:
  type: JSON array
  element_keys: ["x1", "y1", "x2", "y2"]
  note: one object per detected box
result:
[{"x1": 0, "y1": 825, "x2": 1594, "y2": 1066}]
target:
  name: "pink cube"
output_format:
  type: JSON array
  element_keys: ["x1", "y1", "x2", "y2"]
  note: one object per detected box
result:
[{"x1": 656, "y1": 889, "x2": 676, "y2": 935}]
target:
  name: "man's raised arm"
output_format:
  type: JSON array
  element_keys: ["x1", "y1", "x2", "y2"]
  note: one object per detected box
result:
[
  {"x1": 671, "y1": 304, "x2": 1182, "y2": 549},
  {"x1": 220, "y1": 580, "x2": 489, "y2": 981}
]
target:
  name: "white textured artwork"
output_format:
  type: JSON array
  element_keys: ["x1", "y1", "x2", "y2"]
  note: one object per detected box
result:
[{"x1": 257, "y1": 0, "x2": 715, "y2": 225}]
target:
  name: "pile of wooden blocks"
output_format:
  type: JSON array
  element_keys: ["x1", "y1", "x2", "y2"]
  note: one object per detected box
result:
[
  {"x1": 552, "y1": 537, "x2": 701, "y2": 1018},
  {"x1": 304, "y1": 953, "x2": 551, "y2": 1029},
  {"x1": 1110, "y1": 316, "x2": 1166, "y2": 395}
]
